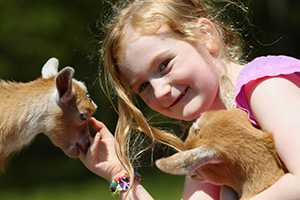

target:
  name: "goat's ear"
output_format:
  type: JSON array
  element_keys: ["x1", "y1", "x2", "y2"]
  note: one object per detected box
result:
[
  {"x1": 42, "y1": 58, "x2": 59, "y2": 79},
  {"x1": 56, "y1": 67, "x2": 75, "y2": 104},
  {"x1": 155, "y1": 146, "x2": 221, "y2": 175}
]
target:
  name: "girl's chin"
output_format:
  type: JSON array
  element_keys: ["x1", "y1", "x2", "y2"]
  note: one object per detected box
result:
[
  {"x1": 179, "y1": 109, "x2": 203, "y2": 121},
  {"x1": 162, "y1": 101, "x2": 204, "y2": 121},
  {"x1": 180, "y1": 105, "x2": 204, "y2": 121},
  {"x1": 180, "y1": 96, "x2": 217, "y2": 121},
  {"x1": 182, "y1": 114, "x2": 201, "y2": 121}
]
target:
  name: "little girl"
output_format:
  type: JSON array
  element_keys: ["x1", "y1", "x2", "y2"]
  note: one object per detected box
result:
[{"x1": 79, "y1": 0, "x2": 300, "y2": 199}]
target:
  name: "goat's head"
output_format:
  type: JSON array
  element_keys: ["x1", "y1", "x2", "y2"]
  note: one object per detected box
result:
[
  {"x1": 156, "y1": 109, "x2": 283, "y2": 194},
  {"x1": 42, "y1": 58, "x2": 97, "y2": 158}
]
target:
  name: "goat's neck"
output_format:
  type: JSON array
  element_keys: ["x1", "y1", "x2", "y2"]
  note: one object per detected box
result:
[
  {"x1": 0, "y1": 78, "x2": 58, "y2": 156},
  {"x1": 237, "y1": 157, "x2": 285, "y2": 199}
]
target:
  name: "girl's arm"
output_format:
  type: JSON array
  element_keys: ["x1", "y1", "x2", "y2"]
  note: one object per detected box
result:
[
  {"x1": 246, "y1": 76, "x2": 300, "y2": 200},
  {"x1": 81, "y1": 118, "x2": 221, "y2": 200},
  {"x1": 182, "y1": 176, "x2": 220, "y2": 200},
  {"x1": 79, "y1": 118, "x2": 154, "y2": 200},
  {"x1": 120, "y1": 182, "x2": 154, "y2": 200}
]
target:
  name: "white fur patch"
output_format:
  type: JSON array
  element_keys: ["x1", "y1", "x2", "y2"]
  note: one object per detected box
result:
[
  {"x1": 192, "y1": 115, "x2": 204, "y2": 130},
  {"x1": 186, "y1": 147, "x2": 218, "y2": 172},
  {"x1": 191, "y1": 121, "x2": 200, "y2": 130},
  {"x1": 42, "y1": 58, "x2": 59, "y2": 79}
]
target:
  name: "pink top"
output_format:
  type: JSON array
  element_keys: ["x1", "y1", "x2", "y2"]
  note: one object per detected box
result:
[{"x1": 235, "y1": 55, "x2": 300, "y2": 126}]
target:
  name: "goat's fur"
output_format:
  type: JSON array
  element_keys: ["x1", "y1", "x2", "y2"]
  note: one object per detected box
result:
[
  {"x1": 0, "y1": 58, "x2": 97, "y2": 171},
  {"x1": 156, "y1": 108, "x2": 286, "y2": 200}
]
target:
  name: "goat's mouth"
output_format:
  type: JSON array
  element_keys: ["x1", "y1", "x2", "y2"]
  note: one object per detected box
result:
[
  {"x1": 64, "y1": 141, "x2": 91, "y2": 158},
  {"x1": 76, "y1": 140, "x2": 91, "y2": 155},
  {"x1": 64, "y1": 145, "x2": 80, "y2": 158}
]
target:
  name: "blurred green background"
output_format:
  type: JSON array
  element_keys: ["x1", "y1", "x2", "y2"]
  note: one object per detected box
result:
[{"x1": 0, "y1": 0, "x2": 300, "y2": 200}]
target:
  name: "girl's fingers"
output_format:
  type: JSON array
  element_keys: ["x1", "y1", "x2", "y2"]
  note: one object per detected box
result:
[
  {"x1": 89, "y1": 117, "x2": 104, "y2": 131},
  {"x1": 89, "y1": 131, "x2": 102, "y2": 156},
  {"x1": 89, "y1": 117, "x2": 114, "y2": 139},
  {"x1": 78, "y1": 132, "x2": 102, "y2": 164}
]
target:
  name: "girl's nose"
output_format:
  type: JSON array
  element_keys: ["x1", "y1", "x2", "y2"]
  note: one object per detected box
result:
[{"x1": 150, "y1": 78, "x2": 171, "y2": 107}]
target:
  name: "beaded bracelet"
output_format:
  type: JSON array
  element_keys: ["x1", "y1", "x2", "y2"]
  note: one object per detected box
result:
[{"x1": 109, "y1": 172, "x2": 141, "y2": 197}]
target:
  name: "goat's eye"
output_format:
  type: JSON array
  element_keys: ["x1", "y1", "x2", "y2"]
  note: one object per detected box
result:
[{"x1": 80, "y1": 113, "x2": 88, "y2": 121}]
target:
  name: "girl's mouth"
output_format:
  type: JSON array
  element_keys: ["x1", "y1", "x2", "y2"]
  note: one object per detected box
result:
[{"x1": 168, "y1": 87, "x2": 189, "y2": 108}]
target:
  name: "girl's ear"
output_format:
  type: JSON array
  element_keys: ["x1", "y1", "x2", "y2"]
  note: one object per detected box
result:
[{"x1": 194, "y1": 18, "x2": 222, "y2": 57}]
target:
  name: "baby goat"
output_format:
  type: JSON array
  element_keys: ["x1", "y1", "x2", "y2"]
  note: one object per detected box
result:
[
  {"x1": 0, "y1": 58, "x2": 97, "y2": 170},
  {"x1": 156, "y1": 108, "x2": 286, "y2": 200}
]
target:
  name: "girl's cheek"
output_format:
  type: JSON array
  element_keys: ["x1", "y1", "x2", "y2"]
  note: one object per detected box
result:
[
  {"x1": 141, "y1": 93, "x2": 153, "y2": 105},
  {"x1": 146, "y1": 96, "x2": 159, "y2": 110}
]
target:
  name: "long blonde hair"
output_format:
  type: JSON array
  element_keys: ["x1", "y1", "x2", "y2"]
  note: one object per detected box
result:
[{"x1": 101, "y1": 0, "x2": 247, "y2": 191}]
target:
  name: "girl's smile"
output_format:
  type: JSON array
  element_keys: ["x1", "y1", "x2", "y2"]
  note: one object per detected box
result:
[
  {"x1": 168, "y1": 87, "x2": 189, "y2": 108},
  {"x1": 118, "y1": 26, "x2": 225, "y2": 121}
]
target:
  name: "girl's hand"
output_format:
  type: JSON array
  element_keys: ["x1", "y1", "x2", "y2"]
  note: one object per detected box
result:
[{"x1": 79, "y1": 117, "x2": 125, "y2": 181}]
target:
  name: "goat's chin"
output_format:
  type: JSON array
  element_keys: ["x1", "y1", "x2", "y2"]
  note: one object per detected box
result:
[{"x1": 63, "y1": 145, "x2": 80, "y2": 158}]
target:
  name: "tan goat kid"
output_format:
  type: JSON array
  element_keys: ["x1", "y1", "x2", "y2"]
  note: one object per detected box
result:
[
  {"x1": 156, "y1": 108, "x2": 286, "y2": 200},
  {"x1": 0, "y1": 58, "x2": 97, "y2": 170}
]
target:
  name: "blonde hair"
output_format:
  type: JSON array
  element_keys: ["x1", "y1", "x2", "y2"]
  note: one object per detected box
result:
[{"x1": 101, "y1": 0, "x2": 247, "y2": 192}]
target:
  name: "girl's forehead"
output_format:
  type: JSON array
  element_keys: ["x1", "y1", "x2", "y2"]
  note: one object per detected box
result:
[
  {"x1": 120, "y1": 36, "x2": 163, "y2": 78},
  {"x1": 122, "y1": 33, "x2": 176, "y2": 67},
  {"x1": 120, "y1": 24, "x2": 173, "y2": 61},
  {"x1": 122, "y1": 23, "x2": 141, "y2": 43},
  {"x1": 122, "y1": 23, "x2": 172, "y2": 46}
]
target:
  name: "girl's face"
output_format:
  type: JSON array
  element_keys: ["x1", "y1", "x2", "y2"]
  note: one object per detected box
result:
[{"x1": 119, "y1": 27, "x2": 224, "y2": 121}]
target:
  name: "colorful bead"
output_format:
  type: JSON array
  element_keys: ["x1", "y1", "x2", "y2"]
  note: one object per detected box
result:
[{"x1": 109, "y1": 172, "x2": 141, "y2": 197}]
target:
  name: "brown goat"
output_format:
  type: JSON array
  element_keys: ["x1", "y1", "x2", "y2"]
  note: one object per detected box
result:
[
  {"x1": 156, "y1": 108, "x2": 286, "y2": 200},
  {"x1": 0, "y1": 58, "x2": 97, "y2": 170}
]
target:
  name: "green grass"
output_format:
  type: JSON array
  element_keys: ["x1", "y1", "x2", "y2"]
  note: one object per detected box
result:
[
  {"x1": 0, "y1": 137, "x2": 184, "y2": 200},
  {"x1": 0, "y1": 170, "x2": 184, "y2": 200},
  {"x1": 0, "y1": 179, "x2": 111, "y2": 200}
]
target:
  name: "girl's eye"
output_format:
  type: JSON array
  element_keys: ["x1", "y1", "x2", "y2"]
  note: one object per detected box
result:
[
  {"x1": 138, "y1": 82, "x2": 149, "y2": 93},
  {"x1": 158, "y1": 59, "x2": 171, "y2": 73}
]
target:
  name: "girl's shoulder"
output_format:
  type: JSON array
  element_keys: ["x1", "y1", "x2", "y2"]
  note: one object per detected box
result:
[
  {"x1": 235, "y1": 55, "x2": 300, "y2": 126},
  {"x1": 238, "y1": 55, "x2": 300, "y2": 85}
]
